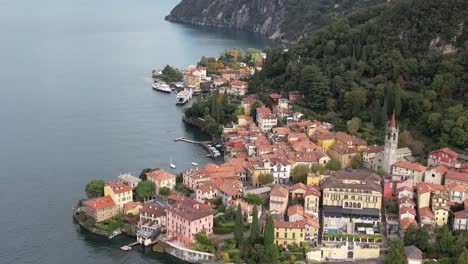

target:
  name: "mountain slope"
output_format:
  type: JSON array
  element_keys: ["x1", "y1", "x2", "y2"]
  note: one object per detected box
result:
[
  {"x1": 165, "y1": 0, "x2": 384, "y2": 42},
  {"x1": 249, "y1": 0, "x2": 468, "y2": 151}
]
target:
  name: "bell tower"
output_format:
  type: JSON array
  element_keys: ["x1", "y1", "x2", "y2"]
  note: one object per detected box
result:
[{"x1": 382, "y1": 111, "x2": 398, "y2": 174}]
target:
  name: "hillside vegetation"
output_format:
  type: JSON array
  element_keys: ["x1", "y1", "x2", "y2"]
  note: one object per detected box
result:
[{"x1": 249, "y1": 0, "x2": 468, "y2": 153}]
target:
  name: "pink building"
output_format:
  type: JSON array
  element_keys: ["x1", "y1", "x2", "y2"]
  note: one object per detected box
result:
[
  {"x1": 166, "y1": 199, "x2": 213, "y2": 245},
  {"x1": 195, "y1": 181, "x2": 218, "y2": 203},
  {"x1": 183, "y1": 169, "x2": 211, "y2": 190},
  {"x1": 269, "y1": 184, "x2": 289, "y2": 216}
]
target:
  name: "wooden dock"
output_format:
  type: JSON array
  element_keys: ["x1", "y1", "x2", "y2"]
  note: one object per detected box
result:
[{"x1": 174, "y1": 137, "x2": 220, "y2": 158}]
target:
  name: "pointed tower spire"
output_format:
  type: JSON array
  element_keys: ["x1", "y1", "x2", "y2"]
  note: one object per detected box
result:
[{"x1": 390, "y1": 110, "x2": 396, "y2": 128}]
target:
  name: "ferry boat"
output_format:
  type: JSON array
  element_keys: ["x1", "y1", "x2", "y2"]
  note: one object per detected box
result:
[
  {"x1": 152, "y1": 82, "x2": 171, "y2": 93},
  {"x1": 176, "y1": 89, "x2": 192, "y2": 105},
  {"x1": 191, "y1": 162, "x2": 198, "y2": 166}
]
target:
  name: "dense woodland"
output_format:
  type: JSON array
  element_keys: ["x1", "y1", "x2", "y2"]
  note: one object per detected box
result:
[{"x1": 249, "y1": 0, "x2": 468, "y2": 153}]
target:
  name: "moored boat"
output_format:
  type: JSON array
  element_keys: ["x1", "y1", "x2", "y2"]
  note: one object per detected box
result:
[
  {"x1": 152, "y1": 82, "x2": 171, "y2": 93},
  {"x1": 176, "y1": 89, "x2": 192, "y2": 105}
]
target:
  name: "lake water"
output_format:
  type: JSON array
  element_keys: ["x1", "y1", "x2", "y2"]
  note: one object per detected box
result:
[{"x1": 0, "y1": 0, "x2": 276, "y2": 263}]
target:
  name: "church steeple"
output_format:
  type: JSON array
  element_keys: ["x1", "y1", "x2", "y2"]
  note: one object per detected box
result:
[{"x1": 382, "y1": 111, "x2": 399, "y2": 174}]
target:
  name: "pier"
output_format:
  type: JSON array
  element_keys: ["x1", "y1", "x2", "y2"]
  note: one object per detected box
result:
[{"x1": 174, "y1": 137, "x2": 221, "y2": 158}]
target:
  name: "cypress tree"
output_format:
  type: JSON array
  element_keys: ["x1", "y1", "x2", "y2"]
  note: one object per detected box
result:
[
  {"x1": 234, "y1": 204, "x2": 244, "y2": 245},
  {"x1": 263, "y1": 215, "x2": 279, "y2": 262},
  {"x1": 381, "y1": 99, "x2": 388, "y2": 127},
  {"x1": 394, "y1": 84, "x2": 402, "y2": 116},
  {"x1": 250, "y1": 205, "x2": 259, "y2": 243}
]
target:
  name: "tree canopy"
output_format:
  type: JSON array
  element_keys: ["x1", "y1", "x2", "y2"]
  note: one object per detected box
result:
[
  {"x1": 85, "y1": 180, "x2": 105, "y2": 198},
  {"x1": 135, "y1": 180, "x2": 155, "y2": 201}
]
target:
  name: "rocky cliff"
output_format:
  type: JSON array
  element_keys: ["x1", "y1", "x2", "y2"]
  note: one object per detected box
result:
[
  {"x1": 165, "y1": 0, "x2": 288, "y2": 40},
  {"x1": 165, "y1": 0, "x2": 384, "y2": 42}
]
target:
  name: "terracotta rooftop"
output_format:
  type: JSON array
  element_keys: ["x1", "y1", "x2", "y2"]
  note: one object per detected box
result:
[
  {"x1": 124, "y1": 201, "x2": 142, "y2": 212},
  {"x1": 290, "y1": 182, "x2": 307, "y2": 191},
  {"x1": 364, "y1": 145, "x2": 384, "y2": 154},
  {"x1": 454, "y1": 209, "x2": 468, "y2": 219},
  {"x1": 256, "y1": 107, "x2": 272, "y2": 114},
  {"x1": 167, "y1": 199, "x2": 213, "y2": 222},
  {"x1": 399, "y1": 206, "x2": 416, "y2": 216},
  {"x1": 400, "y1": 217, "x2": 417, "y2": 231},
  {"x1": 418, "y1": 207, "x2": 435, "y2": 219},
  {"x1": 167, "y1": 194, "x2": 187, "y2": 202},
  {"x1": 85, "y1": 195, "x2": 116, "y2": 210},
  {"x1": 305, "y1": 185, "x2": 321, "y2": 197},
  {"x1": 445, "y1": 170, "x2": 468, "y2": 183},
  {"x1": 416, "y1": 182, "x2": 445, "y2": 194},
  {"x1": 393, "y1": 161, "x2": 427, "y2": 172},
  {"x1": 287, "y1": 204, "x2": 304, "y2": 217},
  {"x1": 106, "y1": 181, "x2": 132, "y2": 194},
  {"x1": 274, "y1": 219, "x2": 308, "y2": 229},
  {"x1": 432, "y1": 147, "x2": 458, "y2": 158},
  {"x1": 398, "y1": 197, "x2": 416, "y2": 206},
  {"x1": 270, "y1": 184, "x2": 289, "y2": 198},
  {"x1": 146, "y1": 169, "x2": 176, "y2": 182},
  {"x1": 231, "y1": 80, "x2": 247, "y2": 86}
]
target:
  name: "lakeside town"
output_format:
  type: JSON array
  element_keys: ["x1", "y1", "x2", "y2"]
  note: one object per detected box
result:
[{"x1": 73, "y1": 49, "x2": 468, "y2": 264}]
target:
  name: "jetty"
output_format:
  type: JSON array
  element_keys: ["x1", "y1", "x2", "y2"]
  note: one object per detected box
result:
[
  {"x1": 174, "y1": 137, "x2": 221, "y2": 158},
  {"x1": 120, "y1": 241, "x2": 139, "y2": 251},
  {"x1": 108, "y1": 229, "x2": 122, "y2": 239}
]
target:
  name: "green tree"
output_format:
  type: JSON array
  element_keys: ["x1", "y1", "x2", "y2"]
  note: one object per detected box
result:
[
  {"x1": 159, "y1": 186, "x2": 171, "y2": 197},
  {"x1": 135, "y1": 180, "x2": 155, "y2": 201},
  {"x1": 234, "y1": 204, "x2": 244, "y2": 246},
  {"x1": 263, "y1": 215, "x2": 279, "y2": 262},
  {"x1": 344, "y1": 89, "x2": 367, "y2": 118},
  {"x1": 385, "y1": 238, "x2": 406, "y2": 264},
  {"x1": 85, "y1": 180, "x2": 105, "y2": 198},
  {"x1": 291, "y1": 165, "x2": 310, "y2": 183},
  {"x1": 376, "y1": 167, "x2": 386, "y2": 176},
  {"x1": 300, "y1": 64, "x2": 330, "y2": 110},
  {"x1": 347, "y1": 117, "x2": 362, "y2": 135},
  {"x1": 161, "y1": 65, "x2": 183, "y2": 82},
  {"x1": 458, "y1": 249, "x2": 468, "y2": 264},
  {"x1": 326, "y1": 159, "x2": 342, "y2": 171},
  {"x1": 250, "y1": 205, "x2": 259, "y2": 243},
  {"x1": 310, "y1": 163, "x2": 325, "y2": 175},
  {"x1": 404, "y1": 224, "x2": 429, "y2": 251},
  {"x1": 258, "y1": 173, "x2": 274, "y2": 185},
  {"x1": 245, "y1": 193, "x2": 265, "y2": 206}
]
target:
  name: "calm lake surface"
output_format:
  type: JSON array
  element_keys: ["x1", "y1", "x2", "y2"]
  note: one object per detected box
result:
[{"x1": 0, "y1": 0, "x2": 276, "y2": 263}]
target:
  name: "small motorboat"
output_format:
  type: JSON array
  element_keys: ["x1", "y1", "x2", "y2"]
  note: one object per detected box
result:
[
  {"x1": 191, "y1": 162, "x2": 198, "y2": 166},
  {"x1": 120, "y1": 246, "x2": 132, "y2": 251}
]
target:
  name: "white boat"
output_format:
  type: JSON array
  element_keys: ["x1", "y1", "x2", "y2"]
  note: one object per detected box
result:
[
  {"x1": 152, "y1": 82, "x2": 171, "y2": 93},
  {"x1": 120, "y1": 246, "x2": 132, "y2": 251},
  {"x1": 176, "y1": 89, "x2": 192, "y2": 105},
  {"x1": 170, "y1": 156, "x2": 176, "y2": 169},
  {"x1": 191, "y1": 162, "x2": 198, "y2": 166}
]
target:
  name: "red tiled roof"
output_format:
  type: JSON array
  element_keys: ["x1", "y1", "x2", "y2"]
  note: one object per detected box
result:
[
  {"x1": 85, "y1": 195, "x2": 116, "y2": 209},
  {"x1": 418, "y1": 207, "x2": 435, "y2": 219},
  {"x1": 106, "y1": 181, "x2": 132, "y2": 194},
  {"x1": 399, "y1": 206, "x2": 416, "y2": 216},
  {"x1": 432, "y1": 147, "x2": 458, "y2": 158},
  {"x1": 445, "y1": 170, "x2": 468, "y2": 183},
  {"x1": 291, "y1": 182, "x2": 307, "y2": 191},
  {"x1": 231, "y1": 80, "x2": 247, "y2": 86},
  {"x1": 146, "y1": 169, "x2": 176, "y2": 182},
  {"x1": 393, "y1": 161, "x2": 427, "y2": 172},
  {"x1": 269, "y1": 93, "x2": 281, "y2": 99},
  {"x1": 400, "y1": 217, "x2": 417, "y2": 231},
  {"x1": 167, "y1": 199, "x2": 213, "y2": 222},
  {"x1": 454, "y1": 209, "x2": 468, "y2": 219},
  {"x1": 167, "y1": 194, "x2": 187, "y2": 202},
  {"x1": 287, "y1": 204, "x2": 304, "y2": 217},
  {"x1": 270, "y1": 184, "x2": 289, "y2": 198},
  {"x1": 125, "y1": 201, "x2": 142, "y2": 212},
  {"x1": 256, "y1": 107, "x2": 271, "y2": 114},
  {"x1": 416, "y1": 182, "x2": 445, "y2": 194},
  {"x1": 305, "y1": 185, "x2": 321, "y2": 197},
  {"x1": 274, "y1": 219, "x2": 307, "y2": 229},
  {"x1": 398, "y1": 197, "x2": 416, "y2": 206}
]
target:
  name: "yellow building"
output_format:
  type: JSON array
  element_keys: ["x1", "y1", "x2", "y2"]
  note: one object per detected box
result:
[
  {"x1": 317, "y1": 133, "x2": 336, "y2": 150},
  {"x1": 434, "y1": 207, "x2": 450, "y2": 226},
  {"x1": 306, "y1": 172, "x2": 324, "y2": 186},
  {"x1": 124, "y1": 201, "x2": 143, "y2": 216},
  {"x1": 249, "y1": 160, "x2": 271, "y2": 186},
  {"x1": 416, "y1": 182, "x2": 446, "y2": 209},
  {"x1": 290, "y1": 182, "x2": 307, "y2": 200},
  {"x1": 183, "y1": 71, "x2": 201, "y2": 88},
  {"x1": 274, "y1": 219, "x2": 307, "y2": 247},
  {"x1": 146, "y1": 169, "x2": 177, "y2": 194},
  {"x1": 104, "y1": 182, "x2": 133, "y2": 213},
  {"x1": 322, "y1": 171, "x2": 382, "y2": 222},
  {"x1": 304, "y1": 185, "x2": 321, "y2": 216},
  {"x1": 328, "y1": 143, "x2": 361, "y2": 169}
]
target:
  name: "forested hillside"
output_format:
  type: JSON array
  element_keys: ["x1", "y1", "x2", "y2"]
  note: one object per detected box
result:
[
  {"x1": 249, "y1": 0, "x2": 468, "y2": 153},
  {"x1": 166, "y1": 0, "x2": 384, "y2": 42}
]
